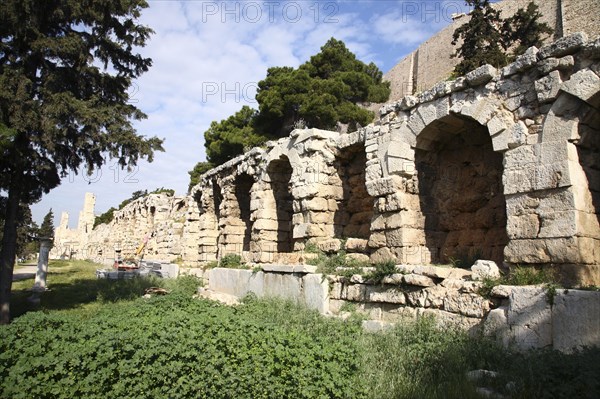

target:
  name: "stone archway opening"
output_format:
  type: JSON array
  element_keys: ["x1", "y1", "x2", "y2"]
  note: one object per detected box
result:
[
  {"x1": 234, "y1": 173, "x2": 254, "y2": 253},
  {"x1": 576, "y1": 92, "x2": 600, "y2": 246},
  {"x1": 267, "y1": 157, "x2": 294, "y2": 253},
  {"x1": 415, "y1": 114, "x2": 508, "y2": 265},
  {"x1": 212, "y1": 178, "x2": 223, "y2": 258},
  {"x1": 334, "y1": 143, "x2": 373, "y2": 249}
]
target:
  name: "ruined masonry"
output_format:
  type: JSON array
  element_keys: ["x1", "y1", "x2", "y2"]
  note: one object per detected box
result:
[
  {"x1": 54, "y1": 33, "x2": 600, "y2": 352},
  {"x1": 54, "y1": 33, "x2": 600, "y2": 285}
]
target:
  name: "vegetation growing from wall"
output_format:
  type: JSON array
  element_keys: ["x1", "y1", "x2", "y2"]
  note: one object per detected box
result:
[{"x1": 452, "y1": 1, "x2": 552, "y2": 75}]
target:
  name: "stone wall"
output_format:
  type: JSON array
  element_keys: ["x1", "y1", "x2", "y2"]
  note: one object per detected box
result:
[
  {"x1": 54, "y1": 193, "x2": 188, "y2": 265},
  {"x1": 381, "y1": 0, "x2": 597, "y2": 103},
  {"x1": 57, "y1": 33, "x2": 600, "y2": 286},
  {"x1": 196, "y1": 265, "x2": 600, "y2": 353}
]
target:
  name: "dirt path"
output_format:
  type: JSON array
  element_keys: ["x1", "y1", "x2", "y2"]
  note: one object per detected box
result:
[{"x1": 13, "y1": 264, "x2": 37, "y2": 281}]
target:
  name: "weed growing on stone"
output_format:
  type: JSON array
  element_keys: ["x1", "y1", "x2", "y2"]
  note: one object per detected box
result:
[{"x1": 364, "y1": 260, "x2": 397, "y2": 283}]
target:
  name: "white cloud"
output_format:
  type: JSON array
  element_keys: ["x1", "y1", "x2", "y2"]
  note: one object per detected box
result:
[{"x1": 33, "y1": 1, "x2": 456, "y2": 226}]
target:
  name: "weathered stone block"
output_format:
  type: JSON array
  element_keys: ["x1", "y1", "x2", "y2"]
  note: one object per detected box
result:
[
  {"x1": 465, "y1": 64, "x2": 497, "y2": 86},
  {"x1": 507, "y1": 286, "x2": 552, "y2": 350},
  {"x1": 366, "y1": 285, "x2": 406, "y2": 304},
  {"x1": 471, "y1": 260, "x2": 501, "y2": 281},
  {"x1": 559, "y1": 69, "x2": 600, "y2": 103},
  {"x1": 403, "y1": 273, "x2": 435, "y2": 287},
  {"x1": 551, "y1": 289, "x2": 600, "y2": 352},
  {"x1": 538, "y1": 32, "x2": 588, "y2": 59},
  {"x1": 535, "y1": 70, "x2": 562, "y2": 103},
  {"x1": 303, "y1": 274, "x2": 329, "y2": 314},
  {"x1": 443, "y1": 292, "x2": 490, "y2": 318}
]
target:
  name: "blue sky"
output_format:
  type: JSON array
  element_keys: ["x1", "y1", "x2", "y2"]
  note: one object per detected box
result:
[{"x1": 31, "y1": 0, "x2": 473, "y2": 226}]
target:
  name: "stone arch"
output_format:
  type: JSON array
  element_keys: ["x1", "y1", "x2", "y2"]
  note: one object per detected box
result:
[
  {"x1": 233, "y1": 172, "x2": 254, "y2": 253},
  {"x1": 414, "y1": 113, "x2": 508, "y2": 265},
  {"x1": 211, "y1": 178, "x2": 225, "y2": 259},
  {"x1": 266, "y1": 156, "x2": 294, "y2": 253},
  {"x1": 334, "y1": 143, "x2": 374, "y2": 248}
]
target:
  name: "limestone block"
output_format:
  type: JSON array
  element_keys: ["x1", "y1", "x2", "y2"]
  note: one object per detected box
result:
[
  {"x1": 482, "y1": 306, "x2": 509, "y2": 342},
  {"x1": 385, "y1": 141, "x2": 415, "y2": 177},
  {"x1": 317, "y1": 238, "x2": 342, "y2": 254},
  {"x1": 551, "y1": 289, "x2": 600, "y2": 352},
  {"x1": 507, "y1": 286, "x2": 552, "y2": 350},
  {"x1": 537, "y1": 210, "x2": 578, "y2": 238},
  {"x1": 343, "y1": 284, "x2": 366, "y2": 301},
  {"x1": 370, "y1": 247, "x2": 396, "y2": 263},
  {"x1": 505, "y1": 237, "x2": 591, "y2": 264},
  {"x1": 465, "y1": 64, "x2": 497, "y2": 86},
  {"x1": 441, "y1": 278, "x2": 465, "y2": 290},
  {"x1": 538, "y1": 32, "x2": 588, "y2": 59},
  {"x1": 419, "y1": 308, "x2": 481, "y2": 331},
  {"x1": 397, "y1": 95, "x2": 418, "y2": 111},
  {"x1": 507, "y1": 214, "x2": 540, "y2": 239},
  {"x1": 263, "y1": 273, "x2": 302, "y2": 301},
  {"x1": 403, "y1": 273, "x2": 435, "y2": 287},
  {"x1": 443, "y1": 292, "x2": 490, "y2": 318},
  {"x1": 381, "y1": 273, "x2": 404, "y2": 285},
  {"x1": 330, "y1": 282, "x2": 343, "y2": 299},
  {"x1": 253, "y1": 219, "x2": 279, "y2": 231},
  {"x1": 390, "y1": 123, "x2": 417, "y2": 148},
  {"x1": 535, "y1": 70, "x2": 562, "y2": 103},
  {"x1": 490, "y1": 285, "x2": 513, "y2": 298},
  {"x1": 406, "y1": 289, "x2": 428, "y2": 307},
  {"x1": 367, "y1": 232, "x2": 387, "y2": 249},
  {"x1": 302, "y1": 197, "x2": 329, "y2": 211},
  {"x1": 366, "y1": 285, "x2": 406, "y2": 304},
  {"x1": 460, "y1": 98, "x2": 498, "y2": 125},
  {"x1": 413, "y1": 265, "x2": 470, "y2": 280},
  {"x1": 366, "y1": 176, "x2": 403, "y2": 197},
  {"x1": 471, "y1": 260, "x2": 501, "y2": 281},
  {"x1": 423, "y1": 285, "x2": 448, "y2": 308},
  {"x1": 386, "y1": 228, "x2": 425, "y2": 247},
  {"x1": 345, "y1": 238, "x2": 369, "y2": 252},
  {"x1": 502, "y1": 46, "x2": 539, "y2": 77},
  {"x1": 302, "y1": 274, "x2": 329, "y2": 314},
  {"x1": 365, "y1": 163, "x2": 383, "y2": 181},
  {"x1": 559, "y1": 69, "x2": 600, "y2": 103}
]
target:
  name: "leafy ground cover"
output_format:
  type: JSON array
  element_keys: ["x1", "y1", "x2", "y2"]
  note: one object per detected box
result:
[{"x1": 1, "y1": 261, "x2": 598, "y2": 398}]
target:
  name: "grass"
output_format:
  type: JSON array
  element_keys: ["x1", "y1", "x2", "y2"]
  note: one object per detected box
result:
[
  {"x1": 478, "y1": 265, "x2": 560, "y2": 299},
  {"x1": 10, "y1": 259, "x2": 200, "y2": 319},
  {"x1": 3, "y1": 260, "x2": 599, "y2": 398}
]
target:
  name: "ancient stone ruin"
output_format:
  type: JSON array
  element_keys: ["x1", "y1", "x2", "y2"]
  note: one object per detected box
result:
[
  {"x1": 55, "y1": 33, "x2": 600, "y2": 286},
  {"x1": 53, "y1": 32, "x2": 600, "y2": 352}
]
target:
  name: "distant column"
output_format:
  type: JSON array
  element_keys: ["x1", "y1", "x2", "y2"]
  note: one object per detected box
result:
[{"x1": 33, "y1": 238, "x2": 52, "y2": 291}]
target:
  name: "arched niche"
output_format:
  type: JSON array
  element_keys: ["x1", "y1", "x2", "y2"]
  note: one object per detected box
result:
[{"x1": 415, "y1": 114, "x2": 508, "y2": 265}]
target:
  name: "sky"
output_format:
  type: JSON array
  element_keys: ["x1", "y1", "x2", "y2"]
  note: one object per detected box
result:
[{"x1": 31, "y1": 0, "x2": 473, "y2": 227}]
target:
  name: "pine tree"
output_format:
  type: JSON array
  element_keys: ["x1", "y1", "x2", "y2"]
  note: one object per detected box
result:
[
  {"x1": 0, "y1": 0, "x2": 163, "y2": 323},
  {"x1": 39, "y1": 209, "x2": 55, "y2": 241},
  {"x1": 502, "y1": 2, "x2": 553, "y2": 58},
  {"x1": 199, "y1": 37, "x2": 390, "y2": 174},
  {"x1": 452, "y1": 1, "x2": 553, "y2": 76},
  {"x1": 452, "y1": 0, "x2": 507, "y2": 76}
]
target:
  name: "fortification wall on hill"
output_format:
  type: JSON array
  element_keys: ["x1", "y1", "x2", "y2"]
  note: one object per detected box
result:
[{"x1": 382, "y1": 0, "x2": 598, "y2": 103}]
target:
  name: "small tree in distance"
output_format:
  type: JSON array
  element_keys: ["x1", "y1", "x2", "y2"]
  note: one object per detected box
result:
[{"x1": 39, "y1": 209, "x2": 55, "y2": 243}]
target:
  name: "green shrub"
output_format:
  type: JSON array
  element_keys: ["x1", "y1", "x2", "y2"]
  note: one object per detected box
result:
[
  {"x1": 0, "y1": 297, "x2": 365, "y2": 399},
  {"x1": 365, "y1": 260, "x2": 397, "y2": 282},
  {"x1": 219, "y1": 254, "x2": 244, "y2": 269}
]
